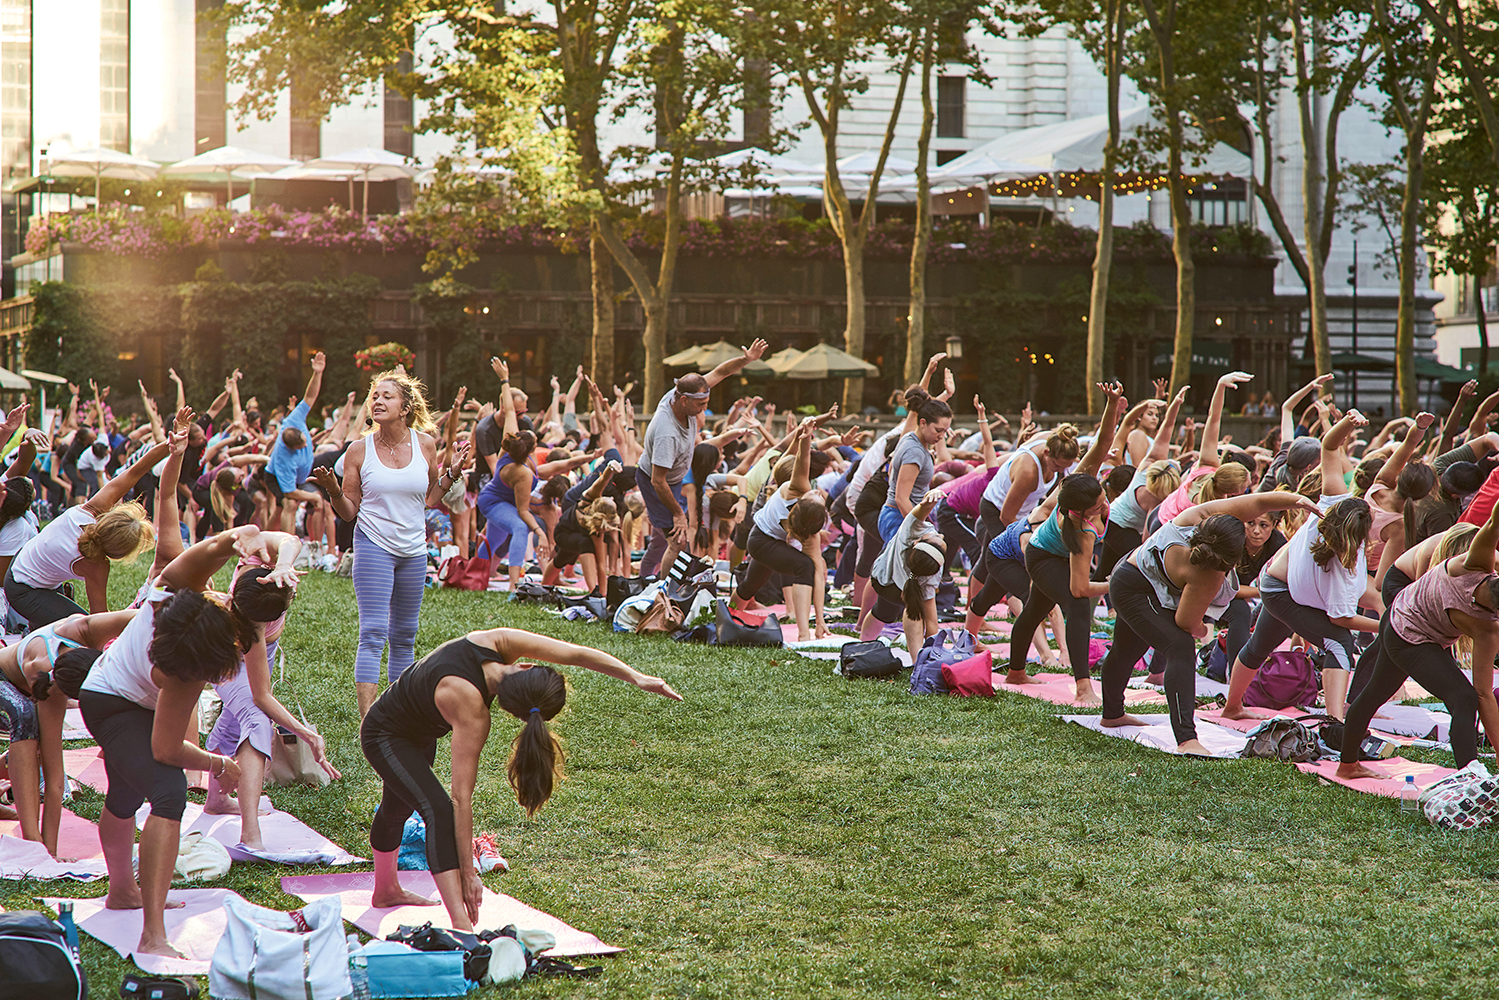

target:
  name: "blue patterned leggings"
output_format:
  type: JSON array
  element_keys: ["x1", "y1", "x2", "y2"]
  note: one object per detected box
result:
[{"x1": 353, "y1": 526, "x2": 426, "y2": 685}]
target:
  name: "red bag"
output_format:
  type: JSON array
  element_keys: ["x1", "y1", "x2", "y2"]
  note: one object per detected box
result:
[
  {"x1": 941, "y1": 649, "x2": 995, "y2": 697},
  {"x1": 442, "y1": 537, "x2": 492, "y2": 591}
]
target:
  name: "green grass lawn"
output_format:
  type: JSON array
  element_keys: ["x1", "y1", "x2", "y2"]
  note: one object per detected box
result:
[{"x1": 5, "y1": 562, "x2": 1499, "y2": 999}]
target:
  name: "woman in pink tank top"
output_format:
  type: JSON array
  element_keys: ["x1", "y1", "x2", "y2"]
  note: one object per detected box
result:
[{"x1": 1354, "y1": 411, "x2": 1436, "y2": 601}]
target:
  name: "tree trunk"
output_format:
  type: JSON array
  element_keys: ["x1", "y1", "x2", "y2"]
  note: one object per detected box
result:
[
  {"x1": 1166, "y1": 129, "x2": 1195, "y2": 395},
  {"x1": 1291, "y1": 2, "x2": 1331, "y2": 376},
  {"x1": 1395, "y1": 141, "x2": 1421, "y2": 414},
  {"x1": 589, "y1": 224, "x2": 615, "y2": 393},
  {"x1": 1477, "y1": 269, "x2": 1490, "y2": 375},
  {"x1": 1087, "y1": 0, "x2": 1123, "y2": 416},
  {"x1": 843, "y1": 239, "x2": 867, "y2": 414},
  {"x1": 905, "y1": 23, "x2": 936, "y2": 390}
]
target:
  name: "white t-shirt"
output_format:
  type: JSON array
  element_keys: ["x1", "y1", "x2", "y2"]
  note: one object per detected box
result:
[
  {"x1": 871, "y1": 508, "x2": 941, "y2": 599},
  {"x1": 845, "y1": 428, "x2": 901, "y2": 508},
  {"x1": 11, "y1": 505, "x2": 94, "y2": 589},
  {"x1": 1286, "y1": 493, "x2": 1368, "y2": 618},
  {"x1": 78, "y1": 447, "x2": 110, "y2": 473},
  {"x1": 0, "y1": 510, "x2": 39, "y2": 558},
  {"x1": 80, "y1": 602, "x2": 158, "y2": 709},
  {"x1": 639, "y1": 390, "x2": 697, "y2": 485}
]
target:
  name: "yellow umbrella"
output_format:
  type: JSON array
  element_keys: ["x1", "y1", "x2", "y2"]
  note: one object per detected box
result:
[{"x1": 766, "y1": 343, "x2": 879, "y2": 380}]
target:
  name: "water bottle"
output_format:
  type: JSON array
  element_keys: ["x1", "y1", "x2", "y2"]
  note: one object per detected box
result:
[
  {"x1": 1400, "y1": 774, "x2": 1420, "y2": 815},
  {"x1": 56, "y1": 901, "x2": 79, "y2": 957},
  {"x1": 347, "y1": 933, "x2": 371, "y2": 1000}
]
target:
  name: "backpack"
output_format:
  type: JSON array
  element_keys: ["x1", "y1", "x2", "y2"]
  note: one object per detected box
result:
[
  {"x1": 1197, "y1": 632, "x2": 1229, "y2": 683},
  {"x1": 910, "y1": 628, "x2": 976, "y2": 695},
  {"x1": 1243, "y1": 650, "x2": 1319, "y2": 710},
  {"x1": 0, "y1": 911, "x2": 87, "y2": 1000},
  {"x1": 1240, "y1": 718, "x2": 1322, "y2": 762}
]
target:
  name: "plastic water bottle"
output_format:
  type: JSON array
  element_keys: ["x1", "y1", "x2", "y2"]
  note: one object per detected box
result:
[
  {"x1": 56, "y1": 901, "x2": 78, "y2": 957},
  {"x1": 347, "y1": 934, "x2": 371, "y2": 1000},
  {"x1": 1400, "y1": 774, "x2": 1420, "y2": 815}
]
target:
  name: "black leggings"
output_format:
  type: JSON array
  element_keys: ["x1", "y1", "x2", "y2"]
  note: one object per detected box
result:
[
  {"x1": 1343, "y1": 616, "x2": 1480, "y2": 766},
  {"x1": 737, "y1": 526, "x2": 814, "y2": 598},
  {"x1": 4, "y1": 569, "x2": 85, "y2": 630},
  {"x1": 932, "y1": 504, "x2": 979, "y2": 573},
  {"x1": 1349, "y1": 565, "x2": 1414, "y2": 704},
  {"x1": 1237, "y1": 576, "x2": 1357, "y2": 674},
  {"x1": 1092, "y1": 522, "x2": 1141, "y2": 582},
  {"x1": 1100, "y1": 561, "x2": 1199, "y2": 744},
  {"x1": 362, "y1": 729, "x2": 462, "y2": 873},
  {"x1": 78, "y1": 690, "x2": 187, "y2": 823},
  {"x1": 1219, "y1": 597, "x2": 1253, "y2": 667},
  {"x1": 969, "y1": 546, "x2": 1030, "y2": 617},
  {"x1": 1007, "y1": 544, "x2": 1095, "y2": 680},
  {"x1": 854, "y1": 504, "x2": 884, "y2": 578}
]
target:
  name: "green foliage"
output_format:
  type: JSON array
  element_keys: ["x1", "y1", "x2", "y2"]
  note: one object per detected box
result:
[{"x1": 25, "y1": 283, "x2": 126, "y2": 389}]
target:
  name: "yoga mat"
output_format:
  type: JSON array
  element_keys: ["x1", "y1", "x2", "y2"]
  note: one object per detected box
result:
[
  {"x1": 0, "y1": 807, "x2": 101, "y2": 862},
  {"x1": 994, "y1": 672, "x2": 1167, "y2": 708},
  {"x1": 1198, "y1": 706, "x2": 1445, "y2": 746},
  {"x1": 1128, "y1": 674, "x2": 1232, "y2": 698},
  {"x1": 62, "y1": 706, "x2": 91, "y2": 742},
  {"x1": 63, "y1": 746, "x2": 109, "y2": 794},
  {"x1": 1062, "y1": 714, "x2": 1248, "y2": 758},
  {"x1": 280, "y1": 871, "x2": 622, "y2": 958},
  {"x1": 1295, "y1": 757, "x2": 1460, "y2": 798},
  {"x1": 41, "y1": 887, "x2": 241, "y2": 975},
  {"x1": 0, "y1": 835, "x2": 106, "y2": 880},
  {"x1": 134, "y1": 801, "x2": 364, "y2": 866}
]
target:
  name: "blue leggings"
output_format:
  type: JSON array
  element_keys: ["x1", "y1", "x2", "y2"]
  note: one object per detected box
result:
[
  {"x1": 477, "y1": 493, "x2": 532, "y2": 568},
  {"x1": 353, "y1": 526, "x2": 426, "y2": 685}
]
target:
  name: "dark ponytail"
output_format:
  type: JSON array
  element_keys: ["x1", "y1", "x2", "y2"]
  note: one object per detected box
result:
[
  {"x1": 44, "y1": 647, "x2": 104, "y2": 701},
  {"x1": 1056, "y1": 474, "x2": 1103, "y2": 554},
  {"x1": 1396, "y1": 463, "x2": 1435, "y2": 545},
  {"x1": 501, "y1": 430, "x2": 537, "y2": 464},
  {"x1": 495, "y1": 665, "x2": 567, "y2": 817},
  {"x1": 902, "y1": 544, "x2": 943, "y2": 620},
  {"x1": 1188, "y1": 514, "x2": 1246, "y2": 573}
]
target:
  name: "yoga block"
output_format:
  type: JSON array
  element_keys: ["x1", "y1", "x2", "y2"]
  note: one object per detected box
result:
[{"x1": 363, "y1": 941, "x2": 469, "y2": 998}]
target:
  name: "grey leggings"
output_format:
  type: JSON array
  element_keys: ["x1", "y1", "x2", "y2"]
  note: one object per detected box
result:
[{"x1": 1237, "y1": 572, "x2": 1357, "y2": 674}]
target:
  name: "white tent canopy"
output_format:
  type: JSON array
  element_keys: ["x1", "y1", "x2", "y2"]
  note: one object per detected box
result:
[{"x1": 305, "y1": 147, "x2": 417, "y2": 215}]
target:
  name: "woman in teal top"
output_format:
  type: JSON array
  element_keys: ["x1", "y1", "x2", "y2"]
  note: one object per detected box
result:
[{"x1": 1004, "y1": 474, "x2": 1112, "y2": 705}]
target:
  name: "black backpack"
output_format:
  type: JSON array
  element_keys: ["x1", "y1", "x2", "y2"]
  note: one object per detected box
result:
[{"x1": 0, "y1": 911, "x2": 86, "y2": 1000}]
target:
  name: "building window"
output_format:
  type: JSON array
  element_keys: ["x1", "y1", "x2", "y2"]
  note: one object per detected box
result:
[
  {"x1": 936, "y1": 149, "x2": 963, "y2": 166},
  {"x1": 937, "y1": 76, "x2": 964, "y2": 139},
  {"x1": 1, "y1": 0, "x2": 30, "y2": 183},
  {"x1": 195, "y1": 0, "x2": 226, "y2": 152},
  {"x1": 1186, "y1": 179, "x2": 1247, "y2": 227},
  {"x1": 99, "y1": 0, "x2": 130, "y2": 151},
  {"x1": 383, "y1": 51, "x2": 413, "y2": 157}
]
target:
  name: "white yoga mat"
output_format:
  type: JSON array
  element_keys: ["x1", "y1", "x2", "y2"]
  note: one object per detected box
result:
[
  {"x1": 1062, "y1": 713, "x2": 1249, "y2": 758},
  {"x1": 134, "y1": 801, "x2": 364, "y2": 866},
  {"x1": 0, "y1": 835, "x2": 106, "y2": 881},
  {"x1": 42, "y1": 887, "x2": 241, "y2": 975}
]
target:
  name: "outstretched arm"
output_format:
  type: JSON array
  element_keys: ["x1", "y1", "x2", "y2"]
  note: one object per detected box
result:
[
  {"x1": 1149, "y1": 386, "x2": 1189, "y2": 462},
  {"x1": 1198, "y1": 371, "x2": 1252, "y2": 470},
  {"x1": 159, "y1": 523, "x2": 266, "y2": 592},
  {"x1": 1440, "y1": 380, "x2": 1477, "y2": 453},
  {"x1": 1076, "y1": 382, "x2": 1125, "y2": 480},
  {"x1": 1282, "y1": 373, "x2": 1333, "y2": 447},
  {"x1": 488, "y1": 628, "x2": 682, "y2": 700},
  {"x1": 1176, "y1": 490, "x2": 1322, "y2": 527},
  {"x1": 82, "y1": 437, "x2": 171, "y2": 516},
  {"x1": 704, "y1": 339, "x2": 769, "y2": 390},
  {"x1": 1321, "y1": 410, "x2": 1368, "y2": 500},
  {"x1": 1374, "y1": 412, "x2": 1436, "y2": 490},
  {"x1": 301, "y1": 352, "x2": 326, "y2": 413},
  {"x1": 491, "y1": 357, "x2": 519, "y2": 438}
]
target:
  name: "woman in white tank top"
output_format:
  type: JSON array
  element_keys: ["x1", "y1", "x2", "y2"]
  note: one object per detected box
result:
[{"x1": 312, "y1": 370, "x2": 469, "y2": 717}]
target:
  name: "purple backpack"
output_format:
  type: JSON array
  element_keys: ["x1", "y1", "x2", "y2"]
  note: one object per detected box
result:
[
  {"x1": 910, "y1": 629, "x2": 977, "y2": 695},
  {"x1": 1244, "y1": 650, "x2": 1319, "y2": 710}
]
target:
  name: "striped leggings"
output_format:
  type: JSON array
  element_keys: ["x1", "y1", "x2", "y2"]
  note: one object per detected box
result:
[{"x1": 353, "y1": 526, "x2": 426, "y2": 685}]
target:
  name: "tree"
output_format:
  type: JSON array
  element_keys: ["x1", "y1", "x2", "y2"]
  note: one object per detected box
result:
[
  {"x1": 1369, "y1": 0, "x2": 1444, "y2": 413},
  {"x1": 1413, "y1": 0, "x2": 1499, "y2": 170},
  {"x1": 1423, "y1": 50, "x2": 1499, "y2": 373},
  {"x1": 761, "y1": 1, "x2": 921, "y2": 413}
]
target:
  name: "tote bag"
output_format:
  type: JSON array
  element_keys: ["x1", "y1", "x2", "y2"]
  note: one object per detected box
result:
[{"x1": 209, "y1": 895, "x2": 351, "y2": 1000}]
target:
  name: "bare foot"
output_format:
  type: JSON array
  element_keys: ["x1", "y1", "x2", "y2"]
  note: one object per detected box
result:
[
  {"x1": 136, "y1": 935, "x2": 187, "y2": 960},
  {"x1": 1005, "y1": 670, "x2": 1042, "y2": 685},
  {"x1": 239, "y1": 838, "x2": 265, "y2": 853},
  {"x1": 104, "y1": 886, "x2": 143, "y2": 910},
  {"x1": 814, "y1": 625, "x2": 830, "y2": 640},
  {"x1": 207, "y1": 794, "x2": 274, "y2": 816},
  {"x1": 370, "y1": 887, "x2": 441, "y2": 908},
  {"x1": 1144, "y1": 672, "x2": 1165, "y2": 686},
  {"x1": 1177, "y1": 739, "x2": 1213, "y2": 756},
  {"x1": 0, "y1": 802, "x2": 15, "y2": 822},
  {"x1": 1038, "y1": 658, "x2": 1063, "y2": 670},
  {"x1": 1335, "y1": 762, "x2": 1383, "y2": 780},
  {"x1": 1101, "y1": 713, "x2": 1150, "y2": 728},
  {"x1": 1074, "y1": 686, "x2": 1103, "y2": 707},
  {"x1": 1218, "y1": 705, "x2": 1269, "y2": 721}
]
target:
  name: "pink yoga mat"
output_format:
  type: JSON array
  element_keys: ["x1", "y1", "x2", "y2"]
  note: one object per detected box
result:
[
  {"x1": 280, "y1": 871, "x2": 622, "y2": 957},
  {"x1": 41, "y1": 888, "x2": 241, "y2": 975},
  {"x1": 993, "y1": 671, "x2": 1167, "y2": 708},
  {"x1": 135, "y1": 801, "x2": 364, "y2": 866},
  {"x1": 1198, "y1": 709, "x2": 1425, "y2": 747},
  {"x1": 1295, "y1": 757, "x2": 1459, "y2": 798},
  {"x1": 63, "y1": 746, "x2": 109, "y2": 794},
  {"x1": 0, "y1": 807, "x2": 101, "y2": 861}
]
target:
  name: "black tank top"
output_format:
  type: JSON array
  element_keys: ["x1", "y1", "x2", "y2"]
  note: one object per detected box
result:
[{"x1": 364, "y1": 637, "x2": 504, "y2": 741}]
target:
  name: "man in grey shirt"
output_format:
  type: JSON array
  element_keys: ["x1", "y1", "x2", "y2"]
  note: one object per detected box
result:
[{"x1": 636, "y1": 338, "x2": 768, "y2": 575}]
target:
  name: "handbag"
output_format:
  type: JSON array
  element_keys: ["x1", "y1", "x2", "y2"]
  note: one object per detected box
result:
[
  {"x1": 512, "y1": 581, "x2": 564, "y2": 606},
  {"x1": 269, "y1": 722, "x2": 331, "y2": 788},
  {"x1": 441, "y1": 536, "x2": 492, "y2": 591},
  {"x1": 1243, "y1": 650, "x2": 1319, "y2": 710},
  {"x1": 635, "y1": 591, "x2": 685, "y2": 635},
  {"x1": 1239, "y1": 718, "x2": 1322, "y2": 762},
  {"x1": 941, "y1": 649, "x2": 995, "y2": 696},
  {"x1": 120, "y1": 973, "x2": 199, "y2": 1000},
  {"x1": 209, "y1": 895, "x2": 351, "y2": 1000},
  {"x1": 0, "y1": 911, "x2": 86, "y2": 1000},
  {"x1": 910, "y1": 628, "x2": 976, "y2": 695},
  {"x1": 712, "y1": 598, "x2": 783, "y2": 646},
  {"x1": 606, "y1": 574, "x2": 655, "y2": 613},
  {"x1": 360, "y1": 941, "x2": 469, "y2": 999},
  {"x1": 839, "y1": 640, "x2": 902, "y2": 679}
]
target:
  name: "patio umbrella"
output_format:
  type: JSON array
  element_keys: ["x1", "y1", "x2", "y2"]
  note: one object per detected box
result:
[
  {"x1": 162, "y1": 145, "x2": 298, "y2": 206},
  {"x1": 305, "y1": 147, "x2": 416, "y2": 216},
  {"x1": 664, "y1": 344, "x2": 707, "y2": 367},
  {"x1": 681, "y1": 341, "x2": 774, "y2": 376},
  {"x1": 1326, "y1": 352, "x2": 1393, "y2": 372},
  {"x1": 42, "y1": 147, "x2": 159, "y2": 210},
  {"x1": 21, "y1": 367, "x2": 66, "y2": 422},
  {"x1": 767, "y1": 343, "x2": 879, "y2": 380},
  {"x1": 0, "y1": 367, "x2": 31, "y2": 391}
]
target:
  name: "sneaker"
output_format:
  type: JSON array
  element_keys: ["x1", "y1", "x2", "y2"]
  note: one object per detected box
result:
[{"x1": 473, "y1": 833, "x2": 508, "y2": 873}]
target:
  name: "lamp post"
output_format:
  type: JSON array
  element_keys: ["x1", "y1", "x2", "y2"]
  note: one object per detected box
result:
[{"x1": 944, "y1": 332, "x2": 963, "y2": 360}]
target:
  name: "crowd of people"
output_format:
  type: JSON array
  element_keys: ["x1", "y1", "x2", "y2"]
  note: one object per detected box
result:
[{"x1": 2, "y1": 345, "x2": 1498, "y2": 949}]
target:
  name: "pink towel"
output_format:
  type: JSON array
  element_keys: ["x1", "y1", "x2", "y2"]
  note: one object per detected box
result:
[
  {"x1": 134, "y1": 801, "x2": 364, "y2": 866},
  {"x1": 280, "y1": 871, "x2": 621, "y2": 957},
  {"x1": 40, "y1": 888, "x2": 242, "y2": 975},
  {"x1": 993, "y1": 671, "x2": 1167, "y2": 707},
  {"x1": 0, "y1": 807, "x2": 101, "y2": 860},
  {"x1": 63, "y1": 746, "x2": 109, "y2": 794},
  {"x1": 1295, "y1": 758, "x2": 1459, "y2": 798}
]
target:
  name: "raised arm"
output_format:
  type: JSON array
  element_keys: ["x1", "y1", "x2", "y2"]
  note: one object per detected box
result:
[
  {"x1": 82, "y1": 437, "x2": 171, "y2": 516},
  {"x1": 1076, "y1": 383, "x2": 1125, "y2": 479},
  {"x1": 1175, "y1": 490, "x2": 1322, "y2": 527},
  {"x1": 168, "y1": 367, "x2": 187, "y2": 412},
  {"x1": 302, "y1": 351, "x2": 326, "y2": 413},
  {"x1": 1373, "y1": 412, "x2": 1436, "y2": 489},
  {"x1": 1439, "y1": 380, "x2": 1477, "y2": 453},
  {"x1": 227, "y1": 369, "x2": 243, "y2": 428},
  {"x1": 1469, "y1": 387, "x2": 1499, "y2": 441},
  {"x1": 1321, "y1": 410, "x2": 1368, "y2": 499},
  {"x1": 159, "y1": 523, "x2": 265, "y2": 592},
  {"x1": 1282, "y1": 373, "x2": 1333, "y2": 446},
  {"x1": 1198, "y1": 371, "x2": 1252, "y2": 470},
  {"x1": 974, "y1": 396, "x2": 998, "y2": 467},
  {"x1": 704, "y1": 338, "x2": 769, "y2": 390},
  {"x1": 146, "y1": 409, "x2": 194, "y2": 574},
  {"x1": 491, "y1": 357, "x2": 519, "y2": 438},
  {"x1": 917, "y1": 351, "x2": 948, "y2": 393}
]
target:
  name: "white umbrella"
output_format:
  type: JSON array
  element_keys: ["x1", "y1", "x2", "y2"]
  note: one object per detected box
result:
[
  {"x1": 21, "y1": 367, "x2": 65, "y2": 421},
  {"x1": 305, "y1": 147, "x2": 416, "y2": 216},
  {"x1": 41, "y1": 147, "x2": 159, "y2": 210},
  {"x1": 162, "y1": 145, "x2": 298, "y2": 207},
  {"x1": 884, "y1": 152, "x2": 1040, "y2": 195}
]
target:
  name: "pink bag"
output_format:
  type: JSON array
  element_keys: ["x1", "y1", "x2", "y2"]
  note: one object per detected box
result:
[
  {"x1": 941, "y1": 649, "x2": 995, "y2": 697},
  {"x1": 1088, "y1": 638, "x2": 1109, "y2": 667}
]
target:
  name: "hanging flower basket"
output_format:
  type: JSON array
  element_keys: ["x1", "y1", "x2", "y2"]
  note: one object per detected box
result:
[{"x1": 355, "y1": 342, "x2": 416, "y2": 373}]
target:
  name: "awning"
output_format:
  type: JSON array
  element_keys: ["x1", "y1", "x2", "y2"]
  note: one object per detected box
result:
[
  {"x1": 1414, "y1": 357, "x2": 1471, "y2": 383},
  {"x1": 0, "y1": 367, "x2": 33, "y2": 390}
]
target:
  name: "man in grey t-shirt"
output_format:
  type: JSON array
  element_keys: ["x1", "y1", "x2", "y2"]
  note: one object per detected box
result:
[{"x1": 636, "y1": 338, "x2": 768, "y2": 575}]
